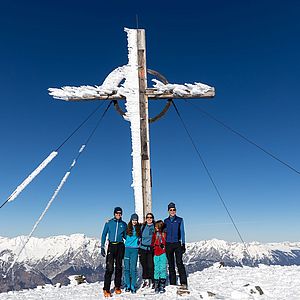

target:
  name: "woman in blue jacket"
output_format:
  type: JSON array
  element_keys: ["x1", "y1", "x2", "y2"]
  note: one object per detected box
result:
[
  {"x1": 139, "y1": 212, "x2": 155, "y2": 288},
  {"x1": 124, "y1": 213, "x2": 141, "y2": 293}
]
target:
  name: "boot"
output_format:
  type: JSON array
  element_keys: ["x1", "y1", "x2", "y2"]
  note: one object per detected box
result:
[
  {"x1": 103, "y1": 290, "x2": 112, "y2": 297},
  {"x1": 180, "y1": 283, "x2": 188, "y2": 290},
  {"x1": 151, "y1": 279, "x2": 155, "y2": 289},
  {"x1": 159, "y1": 278, "x2": 166, "y2": 293},
  {"x1": 115, "y1": 287, "x2": 122, "y2": 294},
  {"x1": 141, "y1": 279, "x2": 149, "y2": 288},
  {"x1": 154, "y1": 279, "x2": 160, "y2": 294}
]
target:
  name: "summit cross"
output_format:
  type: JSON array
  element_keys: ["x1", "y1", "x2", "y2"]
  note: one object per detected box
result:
[{"x1": 49, "y1": 28, "x2": 215, "y2": 221}]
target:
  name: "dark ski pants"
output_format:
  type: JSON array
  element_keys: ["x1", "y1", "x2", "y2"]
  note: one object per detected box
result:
[
  {"x1": 166, "y1": 242, "x2": 187, "y2": 285},
  {"x1": 103, "y1": 242, "x2": 125, "y2": 291},
  {"x1": 139, "y1": 248, "x2": 154, "y2": 280}
]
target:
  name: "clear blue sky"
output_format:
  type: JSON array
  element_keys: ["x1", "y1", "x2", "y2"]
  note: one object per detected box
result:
[{"x1": 0, "y1": 1, "x2": 299, "y2": 243}]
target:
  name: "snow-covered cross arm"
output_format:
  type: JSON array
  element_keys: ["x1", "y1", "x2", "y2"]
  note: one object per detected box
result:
[
  {"x1": 48, "y1": 78, "x2": 215, "y2": 101},
  {"x1": 48, "y1": 28, "x2": 215, "y2": 221}
]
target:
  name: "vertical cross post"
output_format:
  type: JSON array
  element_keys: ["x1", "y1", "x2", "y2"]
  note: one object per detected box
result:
[{"x1": 137, "y1": 29, "x2": 152, "y2": 217}]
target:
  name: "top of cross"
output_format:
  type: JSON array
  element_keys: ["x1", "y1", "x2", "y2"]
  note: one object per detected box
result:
[{"x1": 48, "y1": 28, "x2": 215, "y2": 102}]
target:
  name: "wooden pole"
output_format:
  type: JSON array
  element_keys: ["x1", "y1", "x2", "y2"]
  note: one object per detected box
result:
[{"x1": 137, "y1": 29, "x2": 152, "y2": 218}]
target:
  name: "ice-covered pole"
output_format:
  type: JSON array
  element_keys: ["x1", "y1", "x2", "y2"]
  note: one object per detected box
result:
[
  {"x1": 0, "y1": 151, "x2": 58, "y2": 209},
  {"x1": 122, "y1": 28, "x2": 152, "y2": 221},
  {"x1": 5, "y1": 146, "x2": 85, "y2": 276}
]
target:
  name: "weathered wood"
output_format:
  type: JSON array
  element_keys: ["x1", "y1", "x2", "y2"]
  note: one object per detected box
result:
[
  {"x1": 137, "y1": 29, "x2": 152, "y2": 217},
  {"x1": 146, "y1": 88, "x2": 215, "y2": 98}
]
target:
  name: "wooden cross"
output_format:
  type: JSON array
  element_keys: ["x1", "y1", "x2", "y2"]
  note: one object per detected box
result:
[{"x1": 49, "y1": 28, "x2": 215, "y2": 221}]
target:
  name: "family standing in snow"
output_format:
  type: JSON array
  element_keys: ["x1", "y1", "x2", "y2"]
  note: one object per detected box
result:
[{"x1": 100, "y1": 202, "x2": 187, "y2": 297}]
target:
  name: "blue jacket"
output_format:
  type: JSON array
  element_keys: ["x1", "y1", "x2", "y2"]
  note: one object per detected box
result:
[
  {"x1": 101, "y1": 218, "x2": 127, "y2": 247},
  {"x1": 125, "y1": 226, "x2": 140, "y2": 248},
  {"x1": 140, "y1": 223, "x2": 155, "y2": 250},
  {"x1": 164, "y1": 215, "x2": 185, "y2": 244}
]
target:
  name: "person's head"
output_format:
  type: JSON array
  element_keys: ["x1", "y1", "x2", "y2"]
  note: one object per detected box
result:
[
  {"x1": 155, "y1": 220, "x2": 164, "y2": 232},
  {"x1": 130, "y1": 213, "x2": 139, "y2": 226},
  {"x1": 126, "y1": 213, "x2": 141, "y2": 236},
  {"x1": 114, "y1": 207, "x2": 123, "y2": 220},
  {"x1": 145, "y1": 212, "x2": 155, "y2": 225},
  {"x1": 168, "y1": 202, "x2": 176, "y2": 217}
]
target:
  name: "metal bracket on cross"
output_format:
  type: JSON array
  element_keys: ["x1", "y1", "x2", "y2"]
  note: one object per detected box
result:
[{"x1": 48, "y1": 28, "x2": 215, "y2": 221}]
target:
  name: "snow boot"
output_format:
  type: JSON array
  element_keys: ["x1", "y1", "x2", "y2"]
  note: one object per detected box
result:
[
  {"x1": 141, "y1": 279, "x2": 149, "y2": 288},
  {"x1": 159, "y1": 278, "x2": 166, "y2": 293},
  {"x1": 125, "y1": 287, "x2": 131, "y2": 292},
  {"x1": 177, "y1": 284, "x2": 190, "y2": 296},
  {"x1": 103, "y1": 290, "x2": 112, "y2": 297},
  {"x1": 115, "y1": 287, "x2": 122, "y2": 294},
  {"x1": 154, "y1": 279, "x2": 160, "y2": 294},
  {"x1": 151, "y1": 279, "x2": 155, "y2": 289},
  {"x1": 180, "y1": 284, "x2": 188, "y2": 290}
]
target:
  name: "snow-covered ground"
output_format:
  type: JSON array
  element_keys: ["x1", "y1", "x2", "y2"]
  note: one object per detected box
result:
[{"x1": 1, "y1": 265, "x2": 299, "y2": 300}]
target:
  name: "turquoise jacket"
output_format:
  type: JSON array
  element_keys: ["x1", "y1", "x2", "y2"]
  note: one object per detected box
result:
[
  {"x1": 101, "y1": 218, "x2": 127, "y2": 247},
  {"x1": 125, "y1": 226, "x2": 140, "y2": 248}
]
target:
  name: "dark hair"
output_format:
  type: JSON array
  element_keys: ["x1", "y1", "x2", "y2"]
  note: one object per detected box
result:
[
  {"x1": 143, "y1": 212, "x2": 155, "y2": 226},
  {"x1": 126, "y1": 220, "x2": 141, "y2": 237},
  {"x1": 154, "y1": 220, "x2": 165, "y2": 232}
]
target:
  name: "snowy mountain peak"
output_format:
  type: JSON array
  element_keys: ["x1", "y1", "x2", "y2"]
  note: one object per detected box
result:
[{"x1": 1, "y1": 235, "x2": 300, "y2": 293}]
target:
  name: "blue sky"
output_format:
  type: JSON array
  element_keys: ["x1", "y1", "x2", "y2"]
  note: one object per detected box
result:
[{"x1": 0, "y1": 1, "x2": 300, "y2": 242}]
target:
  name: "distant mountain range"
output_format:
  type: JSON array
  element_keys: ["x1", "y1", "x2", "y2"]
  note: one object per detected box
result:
[{"x1": 1, "y1": 234, "x2": 300, "y2": 293}]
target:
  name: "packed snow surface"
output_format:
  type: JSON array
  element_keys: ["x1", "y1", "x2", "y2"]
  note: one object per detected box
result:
[{"x1": 1, "y1": 265, "x2": 299, "y2": 299}]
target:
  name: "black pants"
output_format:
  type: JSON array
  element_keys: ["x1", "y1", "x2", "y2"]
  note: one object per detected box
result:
[
  {"x1": 103, "y1": 242, "x2": 125, "y2": 291},
  {"x1": 139, "y1": 248, "x2": 154, "y2": 280},
  {"x1": 166, "y1": 242, "x2": 187, "y2": 285}
]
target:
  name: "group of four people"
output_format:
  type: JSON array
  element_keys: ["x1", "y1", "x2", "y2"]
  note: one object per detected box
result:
[{"x1": 100, "y1": 202, "x2": 187, "y2": 297}]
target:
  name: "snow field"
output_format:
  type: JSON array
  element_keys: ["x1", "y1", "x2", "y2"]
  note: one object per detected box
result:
[{"x1": 1, "y1": 265, "x2": 300, "y2": 300}]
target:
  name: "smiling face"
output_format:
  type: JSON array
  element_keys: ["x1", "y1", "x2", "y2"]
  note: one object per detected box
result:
[
  {"x1": 168, "y1": 208, "x2": 176, "y2": 217},
  {"x1": 132, "y1": 219, "x2": 138, "y2": 226},
  {"x1": 114, "y1": 211, "x2": 122, "y2": 220},
  {"x1": 146, "y1": 214, "x2": 154, "y2": 224}
]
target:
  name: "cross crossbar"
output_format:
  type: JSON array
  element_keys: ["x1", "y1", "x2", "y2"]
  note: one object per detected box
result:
[{"x1": 49, "y1": 88, "x2": 215, "y2": 101}]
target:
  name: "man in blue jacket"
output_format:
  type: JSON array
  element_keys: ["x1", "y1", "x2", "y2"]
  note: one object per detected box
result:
[
  {"x1": 101, "y1": 207, "x2": 127, "y2": 297},
  {"x1": 164, "y1": 202, "x2": 188, "y2": 289}
]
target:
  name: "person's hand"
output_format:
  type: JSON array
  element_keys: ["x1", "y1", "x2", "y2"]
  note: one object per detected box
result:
[
  {"x1": 181, "y1": 244, "x2": 186, "y2": 254},
  {"x1": 101, "y1": 247, "x2": 106, "y2": 257}
]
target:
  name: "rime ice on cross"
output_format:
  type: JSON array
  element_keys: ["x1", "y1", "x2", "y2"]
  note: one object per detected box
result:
[{"x1": 49, "y1": 28, "x2": 215, "y2": 221}]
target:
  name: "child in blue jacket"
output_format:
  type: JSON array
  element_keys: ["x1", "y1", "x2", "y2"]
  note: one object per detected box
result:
[{"x1": 124, "y1": 213, "x2": 141, "y2": 293}]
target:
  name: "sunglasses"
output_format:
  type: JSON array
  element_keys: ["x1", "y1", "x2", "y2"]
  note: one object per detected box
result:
[
  {"x1": 169, "y1": 208, "x2": 176, "y2": 212},
  {"x1": 115, "y1": 212, "x2": 122, "y2": 215},
  {"x1": 146, "y1": 216, "x2": 153, "y2": 219}
]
